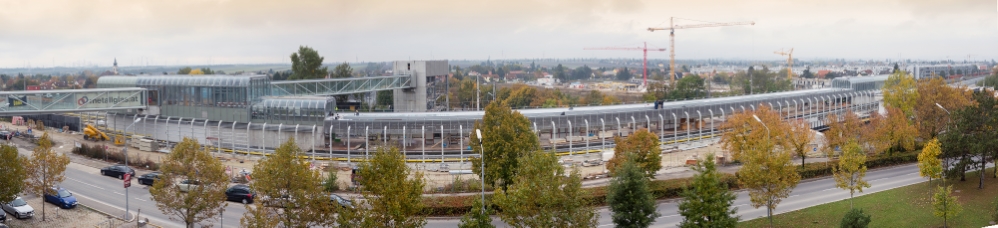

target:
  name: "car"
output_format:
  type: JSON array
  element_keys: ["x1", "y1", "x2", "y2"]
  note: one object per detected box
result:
[
  {"x1": 43, "y1": 187, "x2": 78, "y2": 209},
  {"x1": 225, "y1": 185, "x2": 255, "y2": 204},
  {"x1": 261, "y1": 195, "x2": 294, "y2": 208},
  {"x1": 0, "y1": 131, "x2": 11, "y2": 140},
  {"x1": 100, "y1": 165, "x2": 135, "y2": 180},
  {"x1": 137, "y1": 172, "x2": 161, "y2": 186},
  {"x1": 177, "y1": 180, "x2": 201, "y2": 192},
  {"x1": 330, "y1": 194, "x2": 354, "y2": 209},
  {"x1": 2, "y1": 197, "x2": 34, "y2": 219},
  {"x1": 0, "y1": 205, "x2": 5, "y2": 222}
]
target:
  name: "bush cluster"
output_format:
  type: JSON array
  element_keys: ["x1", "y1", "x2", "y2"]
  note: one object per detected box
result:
[{"x1": 71, "y1": 143, "x2": 160, "y2": 171}]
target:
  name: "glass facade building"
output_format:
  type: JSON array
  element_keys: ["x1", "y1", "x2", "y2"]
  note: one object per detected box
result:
[
  {"x1": 97, "y1": 75, "x2": 334, "y2": 124},
  {"x1": 252, "y1": 97, "x2": 336, "y2": 125}
]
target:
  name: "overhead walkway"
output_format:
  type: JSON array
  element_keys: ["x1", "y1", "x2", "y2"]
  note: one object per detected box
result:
[
  {"x1": 270, "y1": 75, "x2": 412, "y2": 96},
  {"x1": 0, "y1": 87, "x2": 148, "y2": 115}
]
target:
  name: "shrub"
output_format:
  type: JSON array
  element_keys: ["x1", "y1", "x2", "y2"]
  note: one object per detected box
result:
[
  {"x1": 840, "y1": 208, "x2": 871, "y2": 228},
  {"x1": 323, "y1": 169, "x2": 339, "y2": 192},
  {"x1": 70, "y1": 143, "x2": 159, "y2": 171}
]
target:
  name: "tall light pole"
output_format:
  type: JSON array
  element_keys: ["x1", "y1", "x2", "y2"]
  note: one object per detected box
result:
[
  {"x1": 475, "y1": 129, "x2": 485, "y2": 213},
  {"x1": 751, "y1": 114, "x2": 772, "y2": 224},
  {"x1": 123, "y1": 117, "x2": 142, "y2": 220}
]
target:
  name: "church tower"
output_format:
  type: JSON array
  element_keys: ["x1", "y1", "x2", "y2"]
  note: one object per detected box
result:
[{"x1": 113, "y1": 58, "x2": 118, "y2": 75}]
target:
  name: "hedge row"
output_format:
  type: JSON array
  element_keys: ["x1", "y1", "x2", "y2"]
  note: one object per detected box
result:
[
  {"x1": 71, "y1": 143, "x2": 160, "y2": 171},
  {"x1": 420, "y1": 150, "x2": 921, "y2": 217}
]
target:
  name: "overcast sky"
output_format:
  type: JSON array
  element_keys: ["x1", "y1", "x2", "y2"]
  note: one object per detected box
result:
[{"x1": 1, "y1": 0, "x2": 996, "y2": 68}]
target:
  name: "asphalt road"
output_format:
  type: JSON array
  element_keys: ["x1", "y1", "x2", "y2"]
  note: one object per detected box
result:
[
  {"x1": 18, "y1": 142, "x2": 947, "y2": 228},
  {"x1": 424, "y1": 163, "x2": 929, "y2": 228},
  {"x1": 16, "y1": 147, "x2": 247, "y2": 228}
]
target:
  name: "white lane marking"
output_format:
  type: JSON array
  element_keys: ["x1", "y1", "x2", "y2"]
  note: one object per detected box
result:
[
  {"x1": 735, "y1": 203, "x2": 748, "y2": 207},
  {"x1": 67, "y1": 177, "x2": 105, "y2": 190},
  {"x1": 112, "y1": 192, "x2": 124, "y2": 196},
  {"x1": 657, "y1": 214, "x2": 681, "y2": 218},
  {"x1": 822, "y1": 188, "x2": 836, "y2": 191},
  {"x1": 134, "y1": 198, "x2": 147, "y2": 202}
]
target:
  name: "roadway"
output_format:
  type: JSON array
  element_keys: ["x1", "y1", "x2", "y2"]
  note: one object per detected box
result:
[
  {"x1": 15, "y1": 137, "x2": 933, "y2": 228},
  {"x1": 423, "y1": 163, "x2": 929, "y2": 228},
  {"x1": 13, "y1": 147, "x2": 247, "y2": 228}
]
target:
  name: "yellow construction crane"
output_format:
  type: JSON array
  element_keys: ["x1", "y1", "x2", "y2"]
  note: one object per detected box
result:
[
  {"x1": 775, "y1": 48, "x2": 794, "y2": 80},
  {"x1": 648, "y1": 17, "x2": 755, "y2": 85}
]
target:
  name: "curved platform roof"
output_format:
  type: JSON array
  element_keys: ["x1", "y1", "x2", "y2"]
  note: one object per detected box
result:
[{"x1": 97, "y1": 75, "x2": 268, "y2": 88}]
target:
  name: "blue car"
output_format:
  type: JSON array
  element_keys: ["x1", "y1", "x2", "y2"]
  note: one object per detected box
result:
[{"x1": 44, "y1": 187, "x2": 78, "y2": 209}]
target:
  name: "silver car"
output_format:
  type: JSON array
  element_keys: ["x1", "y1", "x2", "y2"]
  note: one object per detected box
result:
[{"x1": 2, "y1": 197, "x2": 34, "y2": 219}]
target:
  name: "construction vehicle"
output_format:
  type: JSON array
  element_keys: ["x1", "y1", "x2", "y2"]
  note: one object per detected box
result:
[{"x1": 83, "y1": 124, "x2": 110, "y2": 142}]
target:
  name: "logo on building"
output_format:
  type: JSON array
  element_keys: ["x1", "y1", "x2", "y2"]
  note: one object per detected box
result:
[{"x1": 77, "y1": 96, "x2": 89, "y2": 106}]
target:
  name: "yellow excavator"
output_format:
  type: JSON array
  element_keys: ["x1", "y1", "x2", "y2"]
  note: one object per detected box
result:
[{"x1": 83, "y1": 124, "x2": 110, "y2": 142}]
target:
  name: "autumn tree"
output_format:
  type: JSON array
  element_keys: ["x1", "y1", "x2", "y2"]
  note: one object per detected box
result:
[
  {"x1": 678, "y1": 153, "x2": 738, "y2": 228},
  {"x1": 470, "y1": 100, "x2": 539, "y2": 191},
  {"x1": 494, "y1": 151, "x2": 598, "y2": 227},
  {"x1": 720, "y1": 104, "x2": 789, "y2": 161},
  {"x1": 870, "y1": 107, "x2": 917, "y2": 155},
  {"x1": 339, "y1": 146, "x2": 426, "y2": 227},
  {"x1": 0, "y1": 145, "x2": 26, "y2": 205},
  {"x1": 882, "y1": 71, "x2": 919, "y2": 118},
  {"x1": 932, "y1": 185, "x2": 962, "y2": 228},
  {"x1": 918, "y1": 138, "x2": 944, "y2": 184},
  {"x1": 24, "y1": 133, "x2": 70, "y2": 221},
  {"x1": 823, "y1": 111, "x2": 864, "y2": 159},
  {"x1": 189, "y1": 68, "x2": 204, "y2": 75},
  {"x1": 150, "y1": 138, "x2": 228, "y2": 228},
  {"x1": 786, "y1": 119, "x2": 815, "y2": 169},
  {"x1": 723, "y1": 105, "x2": 798, "y2": 227},
  {"x1": 609, "y1": 155, "x2": 659, "y2": 228},
  {"x1": 607, "y1": 128, "x2": 661, "y2": 177},
  {"x1": 289, "y1": 45, "x2": 329, "y2": 80},
  {"x1": 914, "y1": 77, "x2": 972, "y2": 141},
  {"x1": 833, "y1": 140, "x2": 870, "y2": 209},
  {"x1": 241, "y1": 137, "x2": 335, "y2": 227}
]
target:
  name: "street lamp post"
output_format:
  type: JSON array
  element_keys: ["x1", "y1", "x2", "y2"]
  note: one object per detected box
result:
[
  {"x1": 123, "y1": 117, "x2": 142, "y2": 220},
  {"x1": 475, "y1": 129, "x2": 485, "y2": 214},
  {"x1": 752, "y1": 114, "x2": 772, "y2": 224}
]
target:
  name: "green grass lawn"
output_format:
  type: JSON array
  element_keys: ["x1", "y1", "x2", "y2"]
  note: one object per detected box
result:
[{"x1": 740, "y1": 168, "x2": 998, "y2": 228}]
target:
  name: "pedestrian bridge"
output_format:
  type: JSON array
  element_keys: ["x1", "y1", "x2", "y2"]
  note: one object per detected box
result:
[
  {"x1": 269, "y1": 75, "x2": 412, "y2": 96},
  {"x1": 0, "y1": 88, "x2": 148, "y2": 115}
]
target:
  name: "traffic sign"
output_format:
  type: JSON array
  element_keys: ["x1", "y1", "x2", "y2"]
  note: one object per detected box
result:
[{"x1": 123, "y1": 173, "x2": 131, "y2": 188}]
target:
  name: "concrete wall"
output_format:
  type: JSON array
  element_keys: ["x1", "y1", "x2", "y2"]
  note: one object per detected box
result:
[{"x1": 393, "y1": 60, "x2": 449, "y2": 112}]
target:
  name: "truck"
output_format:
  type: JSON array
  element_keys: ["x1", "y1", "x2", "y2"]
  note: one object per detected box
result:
[{"x1": 82, "y1": 124, "x2": 109, "y2": 141}]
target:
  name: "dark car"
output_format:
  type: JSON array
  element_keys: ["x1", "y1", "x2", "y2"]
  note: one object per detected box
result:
[
  {"x1": 44, "y1": 187, "x2": 78, "y2": 209},
  {"x1": 0, "y1": 131, "x2": 11, "y2": 140},
  {"x1": 100, "y1": 165, "x2": 135, "y2": 180},
  {"x1": 137, "y1": 172, "x2": 161, "y2": 186},
  {"x1": 225, "y1": 185, "x2": 254, "y2": 204},
  {"x1": 330, "y1": 194, "x2": 354, "y2": 209}
]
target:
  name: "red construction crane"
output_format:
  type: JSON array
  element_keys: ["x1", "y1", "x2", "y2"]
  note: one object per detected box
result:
[{"x1": 584, "y1": 42, "x2": 666, "y2": 86}]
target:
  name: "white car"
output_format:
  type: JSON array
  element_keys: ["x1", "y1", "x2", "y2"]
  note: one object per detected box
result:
[
  {"x1": 2, "y1": 197, "x2": 34, "y2": 219},
  {"x1": 177, "y1": 180, "x2": 201, "y2": 192}
]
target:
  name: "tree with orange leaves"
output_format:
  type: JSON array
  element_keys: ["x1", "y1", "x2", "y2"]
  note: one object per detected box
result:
[
  {"x1": 914, "y1": 77, "x2": 973, "y2": 142},
  {"x1": 607, "y1": 128, "x2": 662, "y2": 178},
  {"x1": 822, "y1": 111, "x2": 864, "y2": 158},
  {"x1": 721, "y1": 104, "x2": 799, "y2": 227},
  {"x1": 870, "y1": 107, "x2": 918, "y2": 155},
  {"x1": 786, "y1": 119, "x2": 815, "y2": 169}
]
